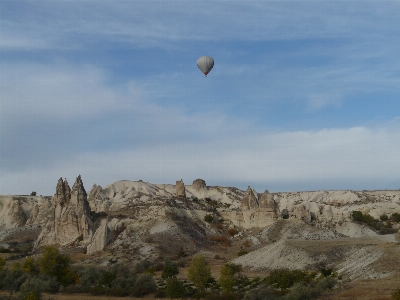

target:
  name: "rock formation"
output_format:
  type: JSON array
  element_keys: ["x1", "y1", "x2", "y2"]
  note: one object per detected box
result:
[
  {"x1": 192, "y1": 179, "x2": 207, "y2": 192},
  {"x1": 241, "y1": 186, "x2": 259, "y2": 210},
  {"x1": 35, "y1": 175, "x2": 93, "y2": 247},
  {"x1": 176, "y1": 179, "x2": 186, "y2": 198},
  {"x1": 88, "y1": 184, "x2": 109, "y2": 213},
  {"x1": 8, "y1": 199, "x2": 27, "y2": 228}
]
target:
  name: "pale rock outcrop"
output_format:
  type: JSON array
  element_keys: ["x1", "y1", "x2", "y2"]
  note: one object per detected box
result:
[
  {"x1": 35, "y1": 175, "x2": 93, "y2": 247},
  {"x1": 87, "y1": 219, "x2": 110, "y2": 255},
  {"x1": 176, "y1": 180, "x2": 186, "y2": 198},
  {"x1": 258, "y1": 190, "x2": 278, "y2": 217},
  {"x1": 88, "y1": 184, "x2": 110, "y2": 213},
  {"x1": 292, "y1": 204, "x2": 312, "y2": 223},
  {"x1": 192, "y1": 179, "x2": 207, "y2": 192},
  {"x1": 241, "y1": 186, "x2": 259, "y2": 210},
  {"x1": 191, "y1": 179, "x2": 208, "y2": 199},
  {"x1": 26, "y1": 204, "x2": 39, "y2": 225},
  {"x1": 7, "y1": 199, "x2": 27, "y2": 228}
]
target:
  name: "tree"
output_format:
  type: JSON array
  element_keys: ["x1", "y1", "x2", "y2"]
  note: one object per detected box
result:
[
  {"x1": 161, "y1": 259, "x2": 179, "y2": 280},
  {"x1": 219, "y1": 263, "x2": 242, "y2": 292},
  {"x1": 132, "y1": 273, "x2": 156, "y2": 297},
  {"x1": 187, "y1": 254, "x2": 212, "y2": 291},
  {"x1": 39, "y1": 245, "x2": 77, "y2": 287},
  {"x1": 0, "y1": 257, "x2": 5, "y2": 271},
  {"x1": 165, "y1": 277, "x2": 186, "y2": 298},
  {"x1": 22, "y1": 257, "x2": 40, "y2": 275}
]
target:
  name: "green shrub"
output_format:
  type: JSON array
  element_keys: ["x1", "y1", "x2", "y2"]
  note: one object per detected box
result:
[
  {"x1": 283, "y1": 282, "x2": 321, "y2": 300},
  {"x1": 187, "y1": 254, "x2": 213, "y2": 291},
  {"x1": 165, "y1": 277, "x2": 186, "y2": 298},
  {"x1": 380, "y1": 214, "x2": 389, "y2": 221},
  {"x1": 161, "y1": 259, "x2": 179, "y2": 280},
  {"x1": 392, "y1": 287, "x2": 400, "y2": 300},
  {"x1": 237, "y1": 250, "x2": 248, "y2": 257},
  {"x1": 391, "y1": 213, "x2": 400, "y2": 223},
  {"x1": 265, "y1": 269, "x2": 310, "y2": 290},
  {"x1": 99, "y1": 270, "x2": 117, "y2": 288},
  {"x1": 39, "y1": 246, "x2": 77, "y2": 287},
  {"x1": 18, "y1": 277, "x2": 43, "y2": 300},
  {"x1": 0, "y1": 268, "x2": 28, "y2": 295},
  {"x1": 132, "y1": 273, "x2": 156, "y2": 296},
  {"x1": 134, "y1": 259, "x2": 152, "y2": 274},
  {"x1": 243, "y1": 284, "x2": 280, "y2": 300},
  {"x1": 0, "y1": 247, "x2": 10, "y2": 253},
  {"x1": 204, "y1": 214, "x2": 214, "y2": 223}
]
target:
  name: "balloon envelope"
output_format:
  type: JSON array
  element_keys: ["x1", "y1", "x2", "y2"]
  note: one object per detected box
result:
[{"x1": 197, "y1": 56, "x2": 214, "y2": 76}]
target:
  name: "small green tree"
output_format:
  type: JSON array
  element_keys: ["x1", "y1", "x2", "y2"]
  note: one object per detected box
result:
[
  {"x1": 0, "y1": 257, "x2": 5, "y2": 271},
  {"x1": 204, "y1": 214, "x2": 214, "y2": 223},
  {"x1": 99, "y1": 270, "x2": 116, "y2": 288},
  {"x1": 219, "y1": 263, "x2": 242, "y2": 292},
  {"x1": 39, "y1": 245, "x2": 76, "y2": 287},
  {"x1": 161, "y1": 259, "x2": 179, "y2": 280},
  {"x1": 19, "y1": 277, "x2": 43, "y2": 300},
  {"x1": 380, "y1": 214, "x2": 389, "y2": 221},
  {"x1": 132, "y1": 273, "x2": 156, "y2": 297},
  {"x1": 187, "y1": 254, "x2": 213, "y2": 291},
  {"x1": 22, "y1": 257, "x2": 40, "y2": 275},
  {"x1": 165, "y1": 277, "x2": 186, "y2": 298}
]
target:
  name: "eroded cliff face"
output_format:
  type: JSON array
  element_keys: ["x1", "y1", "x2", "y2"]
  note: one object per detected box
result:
[
  {"x1": 1, "y1": 178, "x2": 399, "y2": 257},
  {"x1": 35, "y1": 176, "x2": 93, "y2": 247}
]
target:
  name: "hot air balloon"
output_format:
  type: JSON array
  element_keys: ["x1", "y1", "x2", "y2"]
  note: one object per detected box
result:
[{"x1": 197, "y1": 56, "x2": 214, "y2": 77}]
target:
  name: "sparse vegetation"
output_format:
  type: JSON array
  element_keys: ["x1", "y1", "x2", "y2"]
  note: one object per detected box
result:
[
  {"x1": 392, "y1": 287, "x2": 400, "y2": 300},
  {"x1": 237, "y1": 250, "x2": 248, "y2": 256},
  {"x1": 351, "y1": 210, "x2": 397, "y2": 234},
  {"x1": 208, "y1": 235, "x2": 230, "y2": 246},
  {"x1": 204, "y1": 214, "x2": 214, "y2": 223},
  {"x1": 227, "y1": 228, "x2": 239, "y2": 236}
]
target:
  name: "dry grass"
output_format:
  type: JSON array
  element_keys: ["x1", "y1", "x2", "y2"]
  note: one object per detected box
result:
[{"x1": 322, "y1": 277, "x2": 400, "y2": 300}]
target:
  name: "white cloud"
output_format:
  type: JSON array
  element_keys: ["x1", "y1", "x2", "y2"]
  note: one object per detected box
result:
[{"x1": 2, "y1": 124, "x2": 399, "y2": 195}]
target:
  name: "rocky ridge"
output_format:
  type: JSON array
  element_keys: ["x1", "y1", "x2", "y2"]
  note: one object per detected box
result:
[{"x1": 1, "y1": 177, "x2": 399, "y2": 281}]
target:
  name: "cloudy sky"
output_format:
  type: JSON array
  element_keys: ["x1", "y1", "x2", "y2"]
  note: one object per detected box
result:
[{"x1": 1, "y1": 1, "x2": 400, "y2": 195}]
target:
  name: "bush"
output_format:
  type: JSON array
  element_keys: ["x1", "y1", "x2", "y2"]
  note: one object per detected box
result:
[
  {"x1": 132, "y1": 273, "x2": 156, "y2": 296},
  {"x1": 391, "y1": 213, "x2": 400, "y2": 223},
  {"x1": 30, "y1": 192, "x2": 37, "y2": 196},
  {"x1": 208, "y1": 235, "x2": 230, "y2": 246},
  {"x1": 18, "y1": 277, "x2": 44, "y2": 300},
  {"x1": 283, "y1": 282, "x2": 321, "y2": 300},
  {"x1": 243, "y1": 284, "x2": 279, "y2": 300},
  {"x1": 165, "y1": 277, "x2": 186, "y2": 298},
  {"x1": 204, "y1": 214, "x2": 214, "y2": 223},
  {"x1": 392, "y1": 287, "x2": 400, "y2": 300},
  {"x1": 161, "y1": 259, "x2": 179, "y2": 280},
  {"x1": 380, "y1": 214, "x2": 389, "y2": 221},
  {"x1": 227, "y1": 228, "x2": 238, "y2": 237},
  {"x1": 134, "y1": 259, "x2": 152, "y2": 274},
  {"x1": 266, "y1": 269, "x2": 310, "y2": 290},
  {"x1": 0, "y1": 268, "x2": 28, "y2": 295},
  {"x1": 0, "y1": 246, "x2": 10, "y2": 253},
  {"x1": 39, "y1": 246, "x2": 77, "y2": 287},
  {"x1": 76, "y1": 266, "x2": 101, "y2": 288},
  {"x1": 0, "y1": 257, "x2": 5, "y2": 271},
  {"x1": 187, "y1": 254, "x2": 213, "y2": 291}
]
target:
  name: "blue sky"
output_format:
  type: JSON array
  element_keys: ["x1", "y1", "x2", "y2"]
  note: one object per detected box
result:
[{"x1": 1, "y1": 1, "x2": 400, "y2": 195}]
